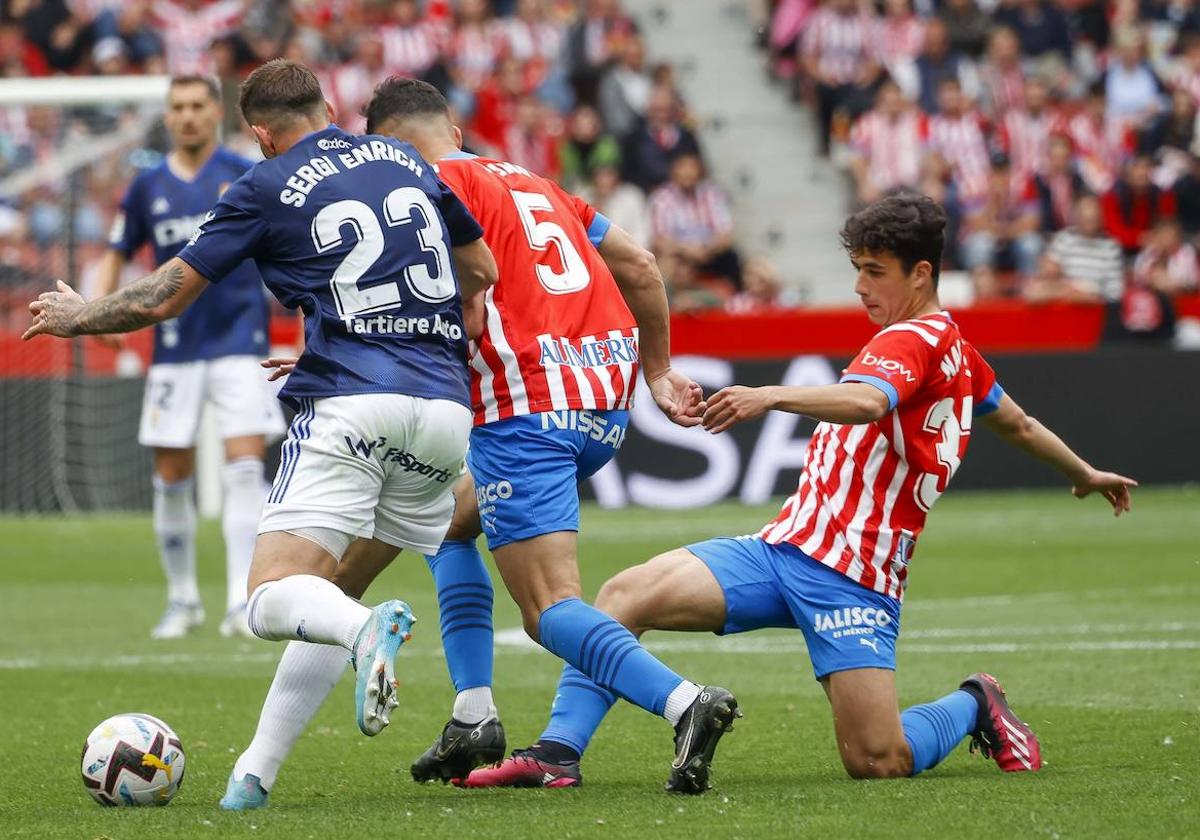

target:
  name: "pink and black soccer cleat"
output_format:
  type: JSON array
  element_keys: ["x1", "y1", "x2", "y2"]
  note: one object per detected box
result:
[
  {"x1": 461, "y1": 746, "x2": 582, "y2": 788},
  {"x1": 960, "y1": 672, "x2": 1042, "y2": 772}
]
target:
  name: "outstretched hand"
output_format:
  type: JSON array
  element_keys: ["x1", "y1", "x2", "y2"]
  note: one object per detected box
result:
[
  {"x1": 1072, "y1": 468, "x2": 1138, "y2": 517},
  {"x1": 701, "y1": 385, "x2": 775, "y2": 434},
  {"x1": 261, "y1": 356, "x2": 299, "y2": 382},
  {"x1": 647, "y1": 368, "x2": 705, "y2": 428},
  {"x1": 24, "y1": 281, "x2": 85, "y2": 340}
]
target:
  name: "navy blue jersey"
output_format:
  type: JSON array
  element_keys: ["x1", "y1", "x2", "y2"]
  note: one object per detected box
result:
[
  {"x1": 177, "y1": 125, "x2": 483, "y2": 409},
  {"x1": 109, "y1": 146, "x2": 269, "y2": 364}
]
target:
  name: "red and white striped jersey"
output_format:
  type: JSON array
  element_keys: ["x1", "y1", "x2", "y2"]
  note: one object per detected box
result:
[
  {"x1": 849, "y1": 108, "x2": 926, "y2": 194},
  {"x1": 874, "y1": 15, "x2": 925, "y2": 73},
  {"x1": 996, "y1": 107, "x2": 1056, "y2": 180},
  {"x1": 647, "y1": 181, "x2": 735, "y2": 246},
  {"x1": 435, "y1": 154, "x2": 639, "y2": 426},
  {"x1": 380, "y1": 21, "x2": 444, "y2": 77},
  {"x1": 1058, "y1": 111, "x2": 1133, "y2": 194},
  {"x1": 154, "y1": 0, "x2": 244, "y2": 74},
  {"x1": 926, "y1": 111, "x2": 991, "y2": 200},
  {"x1": 802, "y1": 9, "x2": 878, "y2": 86},
  {"x1": 449, "y1": 22, "x2": 506, "y2": 91},
  {"x1": 759, "y1": 312, "x2": 1001, "y2": 600}
]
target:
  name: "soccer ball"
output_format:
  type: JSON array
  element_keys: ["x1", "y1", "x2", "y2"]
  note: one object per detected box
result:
[{"x1": 80, "y1": 713, "x2": 186, "y2": 806}]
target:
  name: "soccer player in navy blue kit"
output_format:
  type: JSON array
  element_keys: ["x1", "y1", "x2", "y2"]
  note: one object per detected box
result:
[
  {"x1": 95, "y1": 75, "x2": 285, "y2": 640},
  {"x1": 25, "y1": 60, "x2": 499, "y2": 804}
]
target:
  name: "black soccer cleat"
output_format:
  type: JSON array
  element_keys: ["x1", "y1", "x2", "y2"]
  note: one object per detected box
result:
[
  {"x1": 665, "y1": 686, "x2": 740, "y2": 794},
  {"x1": 410, "y1": 717, "x2": 507, "y2": 784}
]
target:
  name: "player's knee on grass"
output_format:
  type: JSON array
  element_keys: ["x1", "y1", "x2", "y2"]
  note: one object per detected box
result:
[{"x1": 836, "y1": 734, "x2": 913, "y2": 779}]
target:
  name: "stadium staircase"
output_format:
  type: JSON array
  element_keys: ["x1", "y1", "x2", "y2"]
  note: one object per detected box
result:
[{"x1": 626, "y1": 0, "x2": 853, "y2": 303}]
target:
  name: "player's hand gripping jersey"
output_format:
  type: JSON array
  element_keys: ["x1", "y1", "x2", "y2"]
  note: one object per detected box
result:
[
  {"x1": 110, "y1": 147, "x2": 269, "y2": 364},
  {"x1": 435, "y1": 154, "x2": 640, "y2": 425},
  {"x1": 760, "y1": 312, "x2": 1004, "y2": 599},
  {"x1": 177, "y1": 127, "x2": 483, "y2": 408}
]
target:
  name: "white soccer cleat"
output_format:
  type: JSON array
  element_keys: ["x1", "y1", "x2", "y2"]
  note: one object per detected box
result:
[
  {"x1": 351, "y1": 600, "x2": 415, "y2": 736},
  {"x1": 151, "y1": 601, "x2": 205, "y2": 640},
  {"x1": 218, "y1": 604, "x2": 256, "y2": 639}
]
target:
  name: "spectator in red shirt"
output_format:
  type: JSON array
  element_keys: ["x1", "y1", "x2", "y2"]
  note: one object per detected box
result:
[
  {"x1": 1102, "y1": 153, "x2": 1178, "y2": 255},
  {"x1": 470, "y1": 55, "x2": 528, "y2": 153}
]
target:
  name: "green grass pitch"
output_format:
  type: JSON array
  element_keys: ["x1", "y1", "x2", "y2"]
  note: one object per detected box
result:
[{"x1": 1, "y1": 487, "x2": 1197, "y2": 839}]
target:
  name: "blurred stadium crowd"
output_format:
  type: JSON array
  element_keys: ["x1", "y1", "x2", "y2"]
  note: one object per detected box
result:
[
  {"x1": 0, "y1": 0, "x2": 783, "y2": 323},
  {"x1": 763, "y1": 0, "x2": 1200, "y2": 316},
  {"x1": 2, "y1": 0, "x2": 1198, "y2": 329}
]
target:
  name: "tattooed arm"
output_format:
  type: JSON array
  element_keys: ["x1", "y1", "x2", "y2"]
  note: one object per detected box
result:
[{"x1": 24, "y1": 258, "x2": 208, "y2": 340}]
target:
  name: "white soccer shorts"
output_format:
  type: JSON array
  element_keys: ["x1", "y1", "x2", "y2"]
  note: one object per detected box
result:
[
  {"x1": 137, "y1": 355, "x2": 286, "y2": 449},
  {"x1": 258, "y1": 393, "x2": 472, "y2": 556}
]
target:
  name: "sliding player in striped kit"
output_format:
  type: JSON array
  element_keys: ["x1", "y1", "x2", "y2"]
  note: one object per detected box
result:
[
  {"x1": 251, "y1": 78, "x2": 735, "y2": 797},
  {"x1": 478, "y1": 193, "x2": 1138, "y2": 787}
]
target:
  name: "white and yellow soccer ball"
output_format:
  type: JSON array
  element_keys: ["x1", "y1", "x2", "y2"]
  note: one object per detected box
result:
[{"x1": 80, "y1": 713, "x2": 186, "y2": 806}]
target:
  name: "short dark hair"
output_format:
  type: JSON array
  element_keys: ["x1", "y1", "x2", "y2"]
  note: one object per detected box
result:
[
  {"x1": 840, "y1": 193, "x2": 947, "y2": 286},
  {"x1": 363, "y1": 76, "x2": 450, "y2": 134},
  {"x1": 169, "y1": 74, "x2": 220, "y2": 103},
  {"x1": 238, "y1": 59, "x2": 325, "y2": 130}
]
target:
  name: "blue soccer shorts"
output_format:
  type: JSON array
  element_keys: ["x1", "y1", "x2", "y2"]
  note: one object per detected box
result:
[
  {"x1": 467, "y1": 409, "x2": 628, "y2": 550},
  {"x1": 686, "y1": 536, "x2": 901, "y2": 680}
]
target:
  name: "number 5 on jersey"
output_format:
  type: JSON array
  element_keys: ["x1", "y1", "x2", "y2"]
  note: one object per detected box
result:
[
  {"x1": 511, "y1": 190, "x2": 590, "y2": 294},
  {"x1": 312, "y1": 187, "x2": 454, "y2": 318}
]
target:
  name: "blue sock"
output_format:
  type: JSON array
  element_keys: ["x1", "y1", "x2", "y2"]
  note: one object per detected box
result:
[
  {"x1": 901, "y1": 689, "x2": 979, "y2": 775},
  {"x1": 425, "y1": 540, "x2": 493, "y2": 692},
  {"x1": 537, "y1": 597, "x2": 683, "y2": 716},
  {"x1": 539, "y1": 664, "x2": 617, "y2": 756}
]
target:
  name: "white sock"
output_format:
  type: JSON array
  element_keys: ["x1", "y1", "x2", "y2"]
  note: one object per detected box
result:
[
  {"x1": 152, "y1": 474, "x2": 199, "y2": 605},
  {"x1": 221, "y1": 457, "x2": 266, "y2": 612},
  {"x1": 233, "y1": 641, "x2": 348, "y2": 790},
  {"x1": 663, "y1": 681, "x2": 702, "y2": 725},
  {"x1": 246, "y1": 575, "x2": 371, "y2": 651},
  {"x1": 453, "y1": 686, "x2": 496, "y2": 725}
]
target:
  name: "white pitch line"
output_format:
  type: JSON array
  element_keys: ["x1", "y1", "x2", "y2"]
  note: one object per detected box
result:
[{"x1": 4, "y1": 631, "x2": 1197, "y2": 671}]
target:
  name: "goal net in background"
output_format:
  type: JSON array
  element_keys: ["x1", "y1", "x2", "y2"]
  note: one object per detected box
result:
[{"x1": 1, "y1": 76, "x2": 174, "y2": 513}]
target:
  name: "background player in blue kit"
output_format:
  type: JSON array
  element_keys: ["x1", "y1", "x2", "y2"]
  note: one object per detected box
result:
[
  {"x1": 94, "y1": 75, "x2": 285, "y2": 641},
  {"x1": 24, "y1": 59, "x2": 499, "y2": 805}
]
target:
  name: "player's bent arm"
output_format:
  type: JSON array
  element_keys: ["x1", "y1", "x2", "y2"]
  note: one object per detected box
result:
[
  {"x1": 24, "y1": 257, "x2": 208, "y2": 340},
  {"x1": 598, "y1": 223, "x2": 670, "y2": 376},
  {"x1": 981, "y1": 394, "x2": 1092, "y2": 483},
  {"x1": 451, "y1": 238, "x2": 498, "y2": 300},
  {"x1": 980, "y1": 393, "x2": 1137, "y2": 515},
  {"x1": 598, "y1": 222, "x2": 704, "y2": 427},
  {"x1": 702, "y1": 383, "x2": 890, "y2": 434}
]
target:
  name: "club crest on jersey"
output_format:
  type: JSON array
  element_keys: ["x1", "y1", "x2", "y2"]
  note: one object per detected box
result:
[{"x1": 812, "y1": 607, "x2": 892, "y2": 639}]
